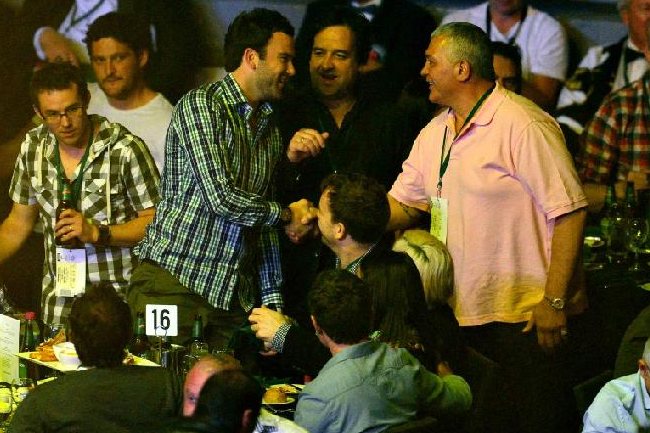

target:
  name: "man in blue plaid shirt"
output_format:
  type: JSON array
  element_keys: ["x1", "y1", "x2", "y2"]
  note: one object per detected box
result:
[
  {"x1": 129, "y1": 8, "x2": 320, "y2": 349},
  {"x1": 0, "y1": 62, "x2": 160, "y2": 327}
]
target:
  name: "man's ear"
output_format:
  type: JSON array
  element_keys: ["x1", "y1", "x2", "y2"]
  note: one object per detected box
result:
[
  {"x1": 639, "y1": 359, "x2": 648, "y2": 375},
  {"x1": 242, "y1": 48, "x2": 260, "y2": 71},
  {"x1": 33, "y1": 105, "x2": 43, "y2": 119},
  {"x1": 456, "y1": 60, "x2": 471, "y2": 82},
  {"x1": 137, "y1": 49, "x2": 150, "y2": 69},
  {"x1": 311, "y1": 315, "x2": 322, "y2": 335},
  {"x1": 334, "y1": 221, "x2": 346, "y2": 241},
  {"x1": 240, "y1": 408, "x2": 256, "y2": 433}
]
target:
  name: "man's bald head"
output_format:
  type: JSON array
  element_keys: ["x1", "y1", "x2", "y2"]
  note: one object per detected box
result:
[{"x1": 183, "y1": 354, "x2": 242, "y2": 416}]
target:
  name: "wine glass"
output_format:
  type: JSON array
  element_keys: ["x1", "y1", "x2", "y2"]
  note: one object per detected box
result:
[
  {"x1": 0, "y1": 388, "x2": 12, "y2": 427},
  {"x1": 626, "y1": 218, "x2": 649, "y2": 271},
  {"x1": 11, "y1": 378, "x2": 34, "y2": 405}
]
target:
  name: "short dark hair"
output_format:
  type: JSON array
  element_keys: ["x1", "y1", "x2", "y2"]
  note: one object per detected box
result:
[
  {"x1": 491, "y1": 41, "x2": 522, "y2": 93},
  {"x1": 431, "y1": 22, "x2": 496, "y2": 81},
  {"x1": 30, "y1": 62, "x2": 90, "y2": 109},
  {"x1": 85, "y1": 12, "x2": 152, "y2": 57},
  {"x1": 309, "y1": 6, "x2": 371, "y2": 64},
  {"x1": 69, "y1": 284, "x2": 132, "y2": 368},
  {"x1": 309, "y1": 269, "x2": 371, "y2": 344},
  {"x1": 320, "y1": 173, "x2": 389, "y2": 244},
  {"x1": 223, "y1": 8, "x2": 294, "y2": 72},
  {"x1": 193, "y1": 370, "x2": 263, "y2": 433}
]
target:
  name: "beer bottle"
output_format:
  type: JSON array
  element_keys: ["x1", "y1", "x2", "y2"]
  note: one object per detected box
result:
[
  {"x1": 19, "y1": 312, "x2": 40, "y2": 379},
  {"x1": 129, "y1": 312, "x2": 150, "y2": 358},
  {"x1": 55, "y1": 179, "x2": 82, "y2": 248},
  {"x1": 624, "y1": 181, "x2": 638, "y2": 219},
  {"x1": 599, "y1": 184, "x2": 619, "y2": 239},
  {"x1": 187, "y1": 314, "x2": 209, "y2": 357}
]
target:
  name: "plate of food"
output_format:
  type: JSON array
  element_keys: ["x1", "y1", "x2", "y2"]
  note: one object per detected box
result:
[
  {"x1": 268, "y1": 383, "x2": 302, "y2": 394},
  {"x1": 30, "y1": 329, "x2": 66, "y2": 362},
  {"x1": 263, "y1": 387, "x2": 296, "y2": 405}
]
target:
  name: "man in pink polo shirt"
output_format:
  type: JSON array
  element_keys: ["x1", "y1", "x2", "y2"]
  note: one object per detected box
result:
[{"x1": 388, "y1": 22, "x2": 588, "y2": 433}]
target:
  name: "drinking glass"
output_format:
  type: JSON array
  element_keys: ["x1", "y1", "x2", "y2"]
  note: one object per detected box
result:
[
  {"x1": 11, "y1": 378, "x2": 34, "y2": 405},
  {"x1": 0, "y1": 389, "x2": 12, "y2": 426},
  {"x1": 626, "y1": 218, "x2": 649, "y2": 271}
]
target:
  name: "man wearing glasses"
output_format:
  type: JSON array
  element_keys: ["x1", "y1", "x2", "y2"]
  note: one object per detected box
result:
[{"x1": 0, "y1": 62, "x2": 159, "y2": 328}]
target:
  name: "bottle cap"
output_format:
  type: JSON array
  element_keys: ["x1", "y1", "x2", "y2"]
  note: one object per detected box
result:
[{"x1": 25, "y1": 311, "x2": 36, "y2": 320}]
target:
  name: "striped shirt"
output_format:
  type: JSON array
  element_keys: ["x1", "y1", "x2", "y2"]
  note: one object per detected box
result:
[
  {"x1": 10, "y1": 115, "x2": 160, "y2": 325},
  {"x1": 137, "y1": 74, "x2": 285, "y2": 311},
  {"x1": 579, "y1": 73, "x2": 650, "y2": 184}
]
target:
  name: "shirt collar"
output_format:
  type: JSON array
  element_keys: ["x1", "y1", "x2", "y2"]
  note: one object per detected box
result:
[
  {"x1": 627, "y1": 37, "x2": 643, "y2": 54},
  {"x1": 444, "y1": 82, "x2": 502, "y2": 134},
  {"x1": 351, "y1": 0, "x2": 382, "y2": 7}
]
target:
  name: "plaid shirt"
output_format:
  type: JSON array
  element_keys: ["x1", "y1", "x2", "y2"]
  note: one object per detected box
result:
[
  {"x1": 137, "y1": 74, "x2": 284, "y2": 311},
  {"x1": 10, "y1": 115, "x2": 160, "y2": 325},
  {"x1": 579, "y1": 73, "x2": 650, "y2": 183}
]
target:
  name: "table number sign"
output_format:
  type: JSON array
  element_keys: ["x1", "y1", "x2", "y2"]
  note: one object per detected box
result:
[{"x1": 145, "y1": 305, "x2": 178, "y2": 337}]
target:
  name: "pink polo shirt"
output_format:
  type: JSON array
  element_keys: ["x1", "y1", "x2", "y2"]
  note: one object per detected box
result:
[{"x1": 390, "y1": 85, "x2": 587, "y2": 326}]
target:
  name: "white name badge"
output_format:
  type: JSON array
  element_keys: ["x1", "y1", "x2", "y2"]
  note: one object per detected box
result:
[
  {"x1": 429, "y1": 196, "x2": 449, "y2": 244},
  {"x1": 55, "y1": 247, "x2": 87, "y2": 297},
  {"x1": 145, "y1": 304, "x2": 178, "y2": 337}
]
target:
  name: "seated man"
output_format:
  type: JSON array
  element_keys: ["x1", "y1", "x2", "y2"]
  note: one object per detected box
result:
[
  {"x1": 577, "y1": 69, "x2": 650, "y2": 212},
  {"x1": 556, "y1": 0, "x2": 650, "y2": 155},
  {"x1": 249, "y1": 173, "x2": 434, "y2": 375},
  {"x1": 182, "y1": 354, "x2": 307, "y2": 433},
  {"x1": 492, "y1": 41, "x2": 523, "y2": 94},
  {"x1": 442, "y1": 0, "x2": 568, "y2": 110},
  {"x1": 9, "y1": 284, "x2": 182, "y2": 433},
  {"x1": 294, "y1": 270, "x2": 472, "y2": 433},
  {"x1": 582, "y1": 337, "x2": 650, "y2": 432},
  {"x1": 171, "y1": 369, "x2": 263, "y2": 433}
]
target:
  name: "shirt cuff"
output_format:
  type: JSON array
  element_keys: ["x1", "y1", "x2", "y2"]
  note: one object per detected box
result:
[{"x1": 270, "y1": 322, "x2": 293, "y2": 353}]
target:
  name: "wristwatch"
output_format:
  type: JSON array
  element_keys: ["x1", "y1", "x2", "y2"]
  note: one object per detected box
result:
[
  {"x1": 544, "y1": 296, "x2": 566, "y2": 311},
  {"x1": 97, "y1": 224, "x2": 111, "y2": 246}
]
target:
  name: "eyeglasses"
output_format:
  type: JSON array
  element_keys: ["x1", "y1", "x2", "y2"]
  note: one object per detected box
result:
[{"x1": 42, "y1": 104, "x2": 83, "y2": 124}]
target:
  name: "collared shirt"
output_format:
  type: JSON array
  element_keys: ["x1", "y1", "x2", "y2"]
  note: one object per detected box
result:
[
  {"x1": 276, "y1": 93, "x2": 413, "y2": 204},
  {"x1": 294, "y1": 341, "x2": 471, "y2": 433},
  {"x1": 582, "y1": 371, "x2": 650, "y2": 432},
  {"x1": 390, "y1": 84, "x2": 587, "y2": 326},
  {"x1": 137, "y1": 73, "x2": 284, "y2": 311},
  {"x1": 10, "y1": 115, "x2": 160, "y2": 325},
  {"x1": 442, "y1": 3, "x2": 568, "y2": 82},
  {"x1": 578, "y1": 73, "x2": 650, "y2": 184}
]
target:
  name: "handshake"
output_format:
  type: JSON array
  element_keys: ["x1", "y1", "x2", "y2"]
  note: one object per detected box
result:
[{"x1": 284, "y1": 199, "x2": 319, "y2": 244}]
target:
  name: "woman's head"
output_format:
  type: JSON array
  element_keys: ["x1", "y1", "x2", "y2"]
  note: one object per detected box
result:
[
  {"x1": 362, "y1": 251, "x2": 424, "y2": 348},
  {"x1": 392, "y1": 229, "x2": 454, "y2": 308}
]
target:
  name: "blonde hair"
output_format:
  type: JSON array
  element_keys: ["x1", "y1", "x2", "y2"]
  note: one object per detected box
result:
[{"x1": 392, "y1": 229, "x2": 454, "y2": 308}]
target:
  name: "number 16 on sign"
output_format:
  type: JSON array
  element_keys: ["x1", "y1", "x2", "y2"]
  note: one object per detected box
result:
[{"x1": 145, "y1": 305, "x2": 178, "y2": 337}]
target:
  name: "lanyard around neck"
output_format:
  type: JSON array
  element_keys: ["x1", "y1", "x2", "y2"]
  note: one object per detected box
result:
[
  {"x1": 486, "y1": 5, "x2": 528, "y2": 46},
  {"x1": 54, "y1": 128, "x2": 93, "y2": 207},
  {"x1": 437, "y1": 85, "x2": 494, "y2": 197}
]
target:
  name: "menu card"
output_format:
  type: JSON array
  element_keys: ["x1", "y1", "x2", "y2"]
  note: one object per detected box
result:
[{"x1": 0, "y1": 314, "x2": 20, "y2": 382}]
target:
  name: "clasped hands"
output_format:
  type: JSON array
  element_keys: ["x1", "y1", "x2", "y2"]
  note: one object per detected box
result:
[{"x1": 284, "y1": 199, "x2": 319, "y2": 244}]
